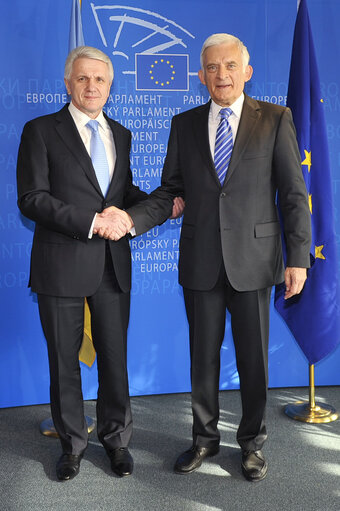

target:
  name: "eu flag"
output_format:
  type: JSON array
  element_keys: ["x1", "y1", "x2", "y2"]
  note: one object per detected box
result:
[
  {"x1": 274, "y1": 0, "x2": 340, "y2": 364},
  {"x1": 136, "y1": 54, "x2": 188, "y2": 91}
]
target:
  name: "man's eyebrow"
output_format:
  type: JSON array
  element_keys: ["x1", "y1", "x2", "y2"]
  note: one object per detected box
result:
[{"x1": 206, "y1": 59, "x2": 238, "y2": 65}]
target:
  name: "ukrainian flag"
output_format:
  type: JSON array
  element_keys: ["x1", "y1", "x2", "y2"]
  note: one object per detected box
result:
[
  {"x1": 69, "y1": 0, "x2": 84, "y2": 51},
  {"x1": 68, "y1": 0, "x2": 96, "y2": 368}
]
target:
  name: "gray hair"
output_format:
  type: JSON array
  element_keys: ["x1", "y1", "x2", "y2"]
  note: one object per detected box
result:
[
  {"x1": 200, "y1": 33, "x2": 250, "y2": 70},
  {"x1": 64, "y1": 46, "x2": 114, "y2": 82}
]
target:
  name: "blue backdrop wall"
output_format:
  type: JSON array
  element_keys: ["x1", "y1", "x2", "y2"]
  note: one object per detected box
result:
[{"x1": 1, "y1": 0, "x2": 340, "y2": 408}]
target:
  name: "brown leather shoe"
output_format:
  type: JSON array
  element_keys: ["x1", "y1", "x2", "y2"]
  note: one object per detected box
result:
[
  {"x1": 174, "y1": 445, "x2": 219, "y2": 474},
  {"x1": 241, "y1": 450, "x2": 267, "y2": 482},
  {"x1": 56, "y1": 453, "x2": 83, "y2": 481},
  {"x1": 108, "y1": 447, "x2": 133, "y2": 477}
]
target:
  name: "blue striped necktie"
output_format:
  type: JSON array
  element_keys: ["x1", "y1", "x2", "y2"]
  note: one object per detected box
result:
[
  {"x1": 214, "y1": 107, "x2": 233, "y2": 185},
  {"x1": 87, "y1": 119, "x2": 110, "y2": 196}
]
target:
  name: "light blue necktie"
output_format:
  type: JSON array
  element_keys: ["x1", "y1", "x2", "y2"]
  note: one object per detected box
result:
[
  {"x1": 214, "y1": 108, "x2": 233, "y2": 185},
  {"x1": 87, "y1": 119, "x2": 110, "y2": 196}
]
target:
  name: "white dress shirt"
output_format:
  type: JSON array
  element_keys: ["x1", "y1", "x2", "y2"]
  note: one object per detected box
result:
[
  {"x1": 208, "y1": 93, "x2": 245, "y2": 159},
  {"x1": 68, "y1": 102, "x2": 117, "y2": 237},
  {"x1": 68, "y1": 102, "x2": 116, "y2": 179},
  {"x1": 68, "y1": 102, "x2": 136, "y2": 238}
]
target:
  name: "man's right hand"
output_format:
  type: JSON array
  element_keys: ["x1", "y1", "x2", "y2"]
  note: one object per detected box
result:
[{"x1": 93, "y1": 206, "x2": 133, "y2": 241}]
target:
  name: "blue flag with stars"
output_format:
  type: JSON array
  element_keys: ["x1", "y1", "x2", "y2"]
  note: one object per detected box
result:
[
  {"x1": 274, "y1": 0, "x2": 340, "y2": 364},
  {"x1": 136, "y1": 54, "x2": 188, "y2": 91}
]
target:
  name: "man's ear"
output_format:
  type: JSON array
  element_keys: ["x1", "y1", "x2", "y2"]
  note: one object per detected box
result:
[
  {"x1": 198, "y1": 69, "x2": 206, "y2": 86},
  {"x1": 244, "y1": 65, "x2": 253, "y2": 83},
  {"x1": 64, "y1": 78, "x2": 71, "y2": 95}
]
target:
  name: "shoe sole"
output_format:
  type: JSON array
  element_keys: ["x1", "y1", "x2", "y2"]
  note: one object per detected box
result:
[
  {"x1": 112, "y1": 471, "x2": 133, "y2": 477},
  {"x1": 56, "y1": 469, "x2": 80, "y2": 481},
  {"x1": 241, "y1": 462, "x2": 268, "y2": 482}
]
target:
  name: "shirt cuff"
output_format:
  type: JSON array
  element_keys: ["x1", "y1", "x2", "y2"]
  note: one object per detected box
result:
[{"x1": 88, "y1": 213, "x2": 97, "y2": 239}]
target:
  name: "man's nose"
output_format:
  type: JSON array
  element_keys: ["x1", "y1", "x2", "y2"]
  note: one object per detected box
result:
[
  {"x1": 217, "y1": 66, "x2": 228, "y2": 80},
  {"x1": 86, "y1": 78, "x2": 96, "y2": 89}
]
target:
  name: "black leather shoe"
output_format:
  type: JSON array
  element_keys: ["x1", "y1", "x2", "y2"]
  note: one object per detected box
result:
[
  {"x1": 174, "y1": 445, "x2": 219, "y2": 474},
  {"x1": 241, "y1": 450, "x2": 267, "y2": 482},
  {"x1": 108, "y1": 447, "x2": 133, "y2": 477},
  {"x1": 56, "y1": 453, "x2": 83, "y2": 481}
]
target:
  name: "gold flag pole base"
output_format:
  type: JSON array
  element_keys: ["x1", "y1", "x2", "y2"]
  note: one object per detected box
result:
[
  {"x1": 39, "y1": 416, "x2": 95, "y2": 438},
  {"x1": 285, "y1": 401, "x2": 338, "y2": 423},
  {"x1": 284, "y1": 363, "x2": 338, "y2": 424}
]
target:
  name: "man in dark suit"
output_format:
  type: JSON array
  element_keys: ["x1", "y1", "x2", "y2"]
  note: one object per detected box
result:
[
  {"x1": 17, "y1": 46, "x2": 173, "y2": 481},
  {"x1": 131, "y1": 33, "x2": 311, "y2": 482}
]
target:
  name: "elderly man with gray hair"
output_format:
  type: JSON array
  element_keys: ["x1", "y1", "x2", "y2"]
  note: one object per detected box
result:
[
  {"x1": 17, "y1": 46, "x2": 173, "y2": 481},
  {"x1": 133, "y1": 32, "x2": 311, "y2": 482}
]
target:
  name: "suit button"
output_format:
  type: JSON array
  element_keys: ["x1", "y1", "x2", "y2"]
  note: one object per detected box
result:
[{"x1": 220, "y1": 192, "x2": 226, "y2": 198}]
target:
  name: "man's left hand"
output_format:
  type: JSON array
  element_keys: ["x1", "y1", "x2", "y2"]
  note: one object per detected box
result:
[
  {"x1": 170, "y1": 197, "x2": 185, "y2": 219},
  {"x1": 284, "y1": 267, "x2": 307, "y2": 299}
]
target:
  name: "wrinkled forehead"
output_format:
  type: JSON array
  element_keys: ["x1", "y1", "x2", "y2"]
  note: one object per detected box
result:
[
  {"x1": 71, "y1": 57, "x2": 109, "y2": 75},
  {"x1": 202, "y1": 42, "x2": 242, "y2": 63}
]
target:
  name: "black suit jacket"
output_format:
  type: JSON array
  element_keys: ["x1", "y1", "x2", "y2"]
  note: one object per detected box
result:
[
  {"x1": 132, "y1": 95, "x2": 311, "y2": 292},
  {"x1": 17, "y1": 104, "x2": 172, "y2": 296}
]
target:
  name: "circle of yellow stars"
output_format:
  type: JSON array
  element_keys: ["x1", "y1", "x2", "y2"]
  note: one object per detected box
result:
[{"x1": 149, "y1": 59, "x2": 176, "y2": 87}]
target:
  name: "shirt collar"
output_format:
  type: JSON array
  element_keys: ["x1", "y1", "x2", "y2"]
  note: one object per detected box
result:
[
  {"x1": 68, "y1": 102, "x2": 107, "y2": 130},
  {"x1": 210, "y1": 93, "x2": 245, "y2": 121}
]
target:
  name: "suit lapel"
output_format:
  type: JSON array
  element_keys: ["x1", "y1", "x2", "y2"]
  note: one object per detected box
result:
[
  {"x1": 192, "y1": 102, "x2": 221, "y2": 185},
  {"x1": 55, "y1": 105, "x2": 103, "y2": 196},
  {"x1": 192, "y1": 98, "x2": 261, "y2": 188},
  {"x1": 104, "y1": 116, "x2": 124, "y2": 198},
  {"x1": 223, "y1": 95, "x2": 261, "y2": 187}
]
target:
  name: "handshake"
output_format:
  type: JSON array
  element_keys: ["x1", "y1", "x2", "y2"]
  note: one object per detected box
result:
[
  {"x1": 93, "y1": 206, "x2": 134, "y2": 241},
  {"x1": 93, "y1": 197, "x2": 185, "y2": 241}
]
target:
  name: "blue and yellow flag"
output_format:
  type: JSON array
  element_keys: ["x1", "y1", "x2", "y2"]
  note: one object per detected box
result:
[
  {"x1": 274, "y1": 0, "x2": 340, "y2": 364},
  {"x1": 69, "y1": 0, "x2": 84, "y2": 51},
  {"x1": 68, "y1": 0, "x2": 96, "y2": 368}
]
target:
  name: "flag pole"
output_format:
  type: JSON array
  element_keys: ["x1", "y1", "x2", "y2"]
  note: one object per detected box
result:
[{"x1": 284, "y1": 364, "x2": 338, "y2": 423}]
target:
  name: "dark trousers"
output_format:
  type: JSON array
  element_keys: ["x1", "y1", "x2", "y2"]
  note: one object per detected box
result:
[
  {"x1": 184, "y1": 267, "x2": 271, "y2": 452},
  {"x1": 38, "y1": 250, "x2": 132, "y2": 455}
]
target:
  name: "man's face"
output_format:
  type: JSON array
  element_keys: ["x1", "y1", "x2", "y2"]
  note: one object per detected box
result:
[
  {"x1": 64, "y1": 57, "x2": 112, "y2": 118},
  {"x1": 198, "y1": 42, "x2": 253, "y2": 107}
]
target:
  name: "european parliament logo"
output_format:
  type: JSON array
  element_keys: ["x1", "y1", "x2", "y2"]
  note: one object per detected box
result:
[{"x1": 136, "y1": 54, "x2": 189, "y2": 91}]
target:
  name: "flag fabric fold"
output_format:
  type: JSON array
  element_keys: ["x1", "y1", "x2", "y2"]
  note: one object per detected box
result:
[
  {"x1": 79, "y1": 299, "x2": 96, "y2": 367},
  {"x1": 274, "y1": 0, "x2": 340, "y2": 364},
  {"x1": 69, "y1": 0, "x2": 84, "y2": 52}
]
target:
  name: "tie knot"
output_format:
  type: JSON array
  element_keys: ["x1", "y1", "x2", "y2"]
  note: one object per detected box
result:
[
  {"x1": 219, "y1": 108, "x2": 232, "y2": 119},
  {"x1": 87, "y1": 119, "x2": 99, "y2": 132}
]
